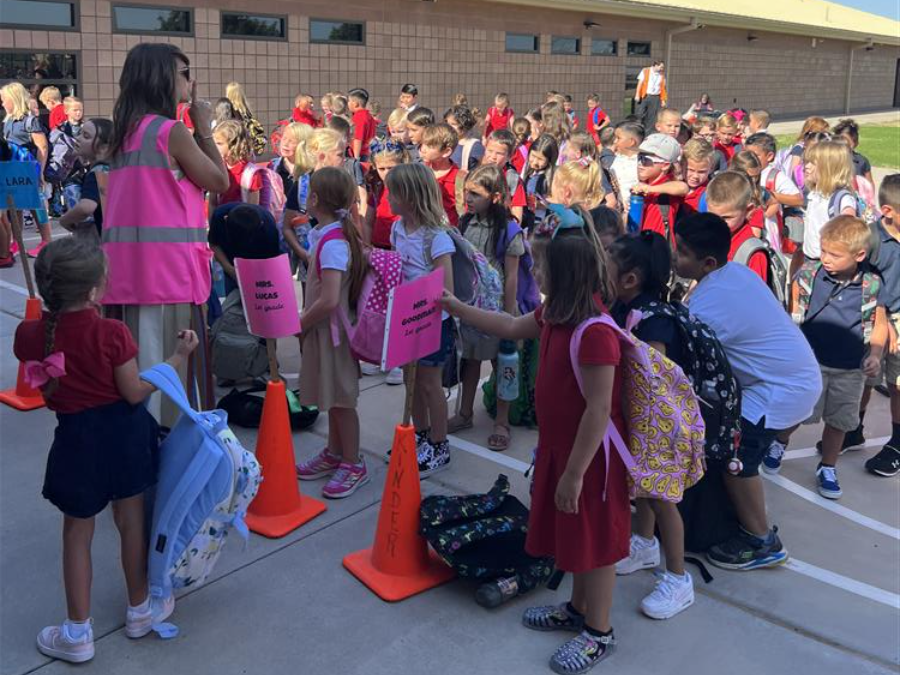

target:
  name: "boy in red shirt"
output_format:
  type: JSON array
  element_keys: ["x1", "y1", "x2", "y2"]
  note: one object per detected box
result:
[
  {"x1": 586, "y1": 93, "x2": 609, "y2": 146},
  {"x1": 483, "y1": 93, "x2": 514, "y2": 141},
  {"x1": 292, "y1": 94, "x2": 321, "y2": 127},
  {"x1": 679, "y1": 138, "x2": 714, "y2": 219},
  {"x1": 420, "y1": 123, "x2": 461, "y2": 228},
  {"x1": 706, "y1": 171, "x2": 768, "y2": 282},
  {"x1": 39, "y1": 86, "x2": 66, "y2": 130},
  {"x1": 481, "y1": 129, "x2": 527, "y2": 222},
  {"x1": 714, "y1": 113, "x2": 743, "y2": 163},
  {"x1": 348, "y1": 88, "x2": 377, "y2": 161},
  {"x1": 633, "y1": 134, "x2": 688, "y2": 245}
]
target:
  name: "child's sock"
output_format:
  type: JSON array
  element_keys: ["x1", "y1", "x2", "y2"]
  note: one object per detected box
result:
[
  {"x1": 63, "y1": 619, "x2": 92, "y2": 641},
  {"x1": 889, "y1": 422, "x2": 900, "y2": 447},
  {"x1": 565, "y1": 602, "x2": 584, "y2": 618},
  {"x1": 633, "y1": 534, "x2": 655, "y2": 548},
  {"x1": 583, "y1": 624, "x2": 614, "y2": 639},
  {"x1": 818, "y1": 461, "x2": 835, "y2": 469},
  {"x1": 128, "y1": 596, "x2": 151, "y2": 614}
]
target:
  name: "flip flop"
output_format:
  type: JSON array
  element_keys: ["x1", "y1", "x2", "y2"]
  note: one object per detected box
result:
[
  {"x1": 488, "y1": 424, "x2": 511, "y2": 452},
  {"x1": 447, "y1": 412, "x2": 474, "y2": 433}
]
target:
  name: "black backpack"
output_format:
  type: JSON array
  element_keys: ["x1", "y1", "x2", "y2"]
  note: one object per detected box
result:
[
  {"x1": 216, "y1": 384, "x2": 319, "y2": 431},
  {"x1": 637, "y1": 301, "x2": 742, "y2": 463},
  {"x1": 420, "y1": 474, "x2": 554, "y2": 594}
]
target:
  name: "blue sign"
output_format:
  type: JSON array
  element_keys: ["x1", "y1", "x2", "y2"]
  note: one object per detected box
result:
[{"x1": 0, "y1": 161, "x2": 42, "y2": 210}]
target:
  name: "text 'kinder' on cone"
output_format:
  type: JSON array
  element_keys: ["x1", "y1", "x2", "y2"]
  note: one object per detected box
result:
[
  {"x1": 245, "y1": 378, "x2": 326, "y2": 538},
  {"x1": 0, "y1": 297, "x2": 45, "y2": 411},
  {"x1": 343, "y1": 424, "x2": 455, "y2": 601}
]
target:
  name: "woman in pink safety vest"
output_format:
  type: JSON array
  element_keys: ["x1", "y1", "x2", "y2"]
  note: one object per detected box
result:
[{"x1": 104, "y1": 44, "x2": 228, "y2": 426}]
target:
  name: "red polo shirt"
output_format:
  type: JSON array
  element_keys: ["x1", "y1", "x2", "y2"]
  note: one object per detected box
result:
[
  {"x1": 352, "y1": 109, "x2": 377, "y2": 158},
  {"x1": 434, "y1": 162, "x2": 460, "y2": 227},
  {"x1": 681, "y1": 184, "x2": 707, "y2": 218},
  {"x1": 292, "y1": 108, "x2": 321, "y2": 127},
  {"x1": 640, "y1": 176, "x2": 683, "y2": 244},
  {"x1": 485, "y1": 107, "x2": 514, "y2": 137},
  {"x1": 728, "y1": 220, "x2": 768, "y2": 282},
  {"x1": 48, "y1": 105, "x2": 67, "y2": 130}
]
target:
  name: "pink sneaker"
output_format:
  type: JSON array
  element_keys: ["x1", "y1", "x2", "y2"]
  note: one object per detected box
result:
[
  {"x1": 296, "y1": 448, "x2": 342, "y2": 480},
  {"x1": 9, "y1": 241, "x2": 18, "y2": 256},
  {"x1": 322, "y1": 460, "x2": 370, "y2": 499},
  {"x1": 27, "y1": 241, "x2": 48, "y2": 258}
]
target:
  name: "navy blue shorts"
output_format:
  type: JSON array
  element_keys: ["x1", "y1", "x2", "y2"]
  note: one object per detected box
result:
[
  {"x1": 419, "y1": 318, "x2": 455, "y2": 367},
  {"x1": 735, "y1": 416, "x2": 777, "y2": 478},
  {"x1": 44, "y1": 400, "x2": 160, "y2": 518}
]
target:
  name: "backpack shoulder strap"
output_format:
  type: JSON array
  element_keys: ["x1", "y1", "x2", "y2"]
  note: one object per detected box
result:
[
  {"x1": 828, "y1": 187, "x2": 854, "y2": 219},
  {"x1": 734, "y1": 236, "x2": 768, "y2": 266},
  {"x1": 861, "y1": 270, "x2": 880, "y2": 342},
  {"x1": 314, "y1": 227, "x2": 347, "y2": 277},
  {"x1": 792, "y1": 261, "x2": 820, "y2": 323},
  {"x1": 240, "y1": 163, "x2": 260, "y2": 199},
  {"x1": 140, "y1": 364, "x2": 200, "y2": 424},
  {"x1": 495, "y1": 220, "x2": 523, "y2": 261}
]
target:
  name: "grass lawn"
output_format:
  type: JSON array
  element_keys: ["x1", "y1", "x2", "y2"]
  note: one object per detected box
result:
[{"x1": 775, "y1": 123, "x2": 899, "y2": 169}]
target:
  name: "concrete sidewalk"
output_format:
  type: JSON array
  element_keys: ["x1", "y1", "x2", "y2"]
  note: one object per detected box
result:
[
  {"x1": 767, "y1": 109, "x2": 899, "y2": 136},
  {"x1": 2, "y1": 225, "x2": 899, "y2": 675}
]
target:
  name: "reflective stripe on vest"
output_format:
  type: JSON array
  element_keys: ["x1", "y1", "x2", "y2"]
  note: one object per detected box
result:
[
  {"x1": 110, "y1": 116, "x2": 169, "y2": 170},
  {"x1": 103, "y1": 226, "x2": 208, "y2": 244}
]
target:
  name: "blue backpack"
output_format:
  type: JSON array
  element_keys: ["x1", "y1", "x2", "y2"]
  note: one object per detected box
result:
[
  {"x1": 494, "y1": 220, "x2": 540, "y2": 315},
  {"x1": 142, "y1": 365, "x2": 261, "y2": 634}
]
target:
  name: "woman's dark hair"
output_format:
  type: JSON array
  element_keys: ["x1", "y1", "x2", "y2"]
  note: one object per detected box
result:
[
  {"x1": 533, "y1": 209, "x2": 615, "y2": 325},
  {"x1": 608, "y1": 232, "x2": 671, "y2": 301},
  {"x1": 674, "y1": 213, "x2": 731, "y2": 266},
  {"x1": 522, "y1": 134, "x2": 559, "y2": 186},
  {"x1": 87, "y1": 117, "x2": 113, "y2": 159},
  {"x1": 214, "y1": 98, "x2": 236, "y2": 124},
  {"x1": 590, "y1": 205, "x2": 623, "y2": 242},
  {"x1": 110, "y1": 43, "x2": 188, "y2": 157},
  {"x1": 444, "y1": 105, "x2": 476, "y2": 134},
  {"x1": 459, "y1": 164, "x2": 511, "y2": 260}
]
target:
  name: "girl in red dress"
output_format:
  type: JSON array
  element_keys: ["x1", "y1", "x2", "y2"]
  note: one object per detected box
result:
[{"x1": 443, "y1": 204, "x2": 629, "y2": 675}]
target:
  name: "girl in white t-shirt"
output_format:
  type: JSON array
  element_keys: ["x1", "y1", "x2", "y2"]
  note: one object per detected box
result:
[
  {"x1": 386, "y1": 163, "x2": 456, "y2": 476},
  {"x1": 802, "y1": 140, "x2": 858, "y2": 261}
]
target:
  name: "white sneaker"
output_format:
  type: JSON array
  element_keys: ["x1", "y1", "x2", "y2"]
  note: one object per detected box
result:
[
  {"x1": 615, "y1": 535, "x2": 660, "y2": 575},
  {"x1": 640, "y1": 571, "x2": 695, "y2": 619},
  {"x1": 125, "y1": 593, "x2": 175, "y2": 639},
  {"x1": 360, "y1": 362, "x2": 381, "y2": 376},
  {"x1": 385, "y1": 367, "x2": 404, "y2": 386},
  {"x1": 37, "y1": 621, "x2": 95, "y2": 663}
]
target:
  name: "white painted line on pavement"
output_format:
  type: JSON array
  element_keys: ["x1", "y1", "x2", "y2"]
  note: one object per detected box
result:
[
  {"x1": 0, "y1": 279, "x2": 29, "y2": 297},
  {"x1": 448, "y1": 434, "x2": 531, "y2": 473},
  {"x1": 783, "y1": 436, "x2": 890, "y2": 461},
  {"x1": 786, "y1": 558, "x2": 900, "y2": 610},
  {"x1": 762, "y1": 472, "x2": 900, "y2": 540}
]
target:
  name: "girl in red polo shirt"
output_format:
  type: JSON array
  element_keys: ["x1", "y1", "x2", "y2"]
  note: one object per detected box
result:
[
  {"x1": 14, "y1": 238, "x2": 198, "y2": 663},
  {"x1": 366, "y1": 136, "x2": 409, "y2": 250},
  {"x1": 483, "y1": 93, "x2": 515, "y2": 141}
]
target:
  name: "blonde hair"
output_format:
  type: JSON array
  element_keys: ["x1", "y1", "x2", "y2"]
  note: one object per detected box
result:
[
  {"x1": 820, "y1": 215, "x2": 871, "y2": 255},
  {"x1": 305, "y1": 128, "x2": 345, "y2": 168},
  {"x1": 555, "y1": 159, "x2": 604, "y2": 209},
  {"x1": 511, "y1": 117, "x2": 531, "y2": 147},
  {"x1": 706, "y1": 170, "x2": 754, "y2": 211},
  {"x1": 1, "y1": 82, "x2": 30, "y2": 120},
  {"x1": 294, "y1": 93, "x2": 312, "y2": 107},
  {"x1": 331, "y1": 96, "x2": 349, "y2": 118},
  {"x1": 750, "y1": 109, "x2": 770, "y2": 128},
  {"x1": 682, "y1": 138, "x2": 714, "y2": 164},
  {"x1": 384, "y1": 163, "x2": 448, "y2": 230},
  {"x1": 387, "y1": 107, "x2": 408, "y2": 132},
  {"x1": 280, "y1": 122, "x2": 313, "y2": 176},
  {"x1": 797, "y1": 116, "x2": 830, "y2": 142},
  {"x1": 38, "y1": 86, "x2": 62, "y2": 107},
  {"x1": 225, "y1": 82, "x2": 251, "y2": 118},
  {"x1": 567, "y1": 132, "x2": 599, "y2": 161},
  {"x1": 212, "y1": 120, "x2": 251, "y2": 164},
  {"x1": 320, "y1": 93, "x2": 334, "y2": 110},
  {"x1": 421, "y1": 123, "x2": 458, "y2": 151},
  {"x1": 656, "y1": 108, "x2": 681, "y2": 124},
  {"x1": 805, "y1": 140, "x2": 854, "y2": 196},
  {"x1": 716, "y1": 113, "x2": 738, "y2": 130},
  {"x1": 729, "y1": 151, "x2": 764, "y2": 206},
  {"x1": 63, "y1": 96, "x2": 82, "y2": 109}
]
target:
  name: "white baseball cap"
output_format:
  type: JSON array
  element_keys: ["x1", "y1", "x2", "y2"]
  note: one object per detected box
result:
[{"x1": 638, "y1": 133, "x2": 682, "y2": 163}]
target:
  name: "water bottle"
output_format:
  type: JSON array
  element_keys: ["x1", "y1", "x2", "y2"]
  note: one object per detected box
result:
[
  {"x1": 211, "y1": 260, "x2": 226, "y2": 298},
  {"x1": 627, "y1": 192, "x2": 644, "y2": 234},
  {"x1": 475, "y1": 575, "x2": 520, "y2": 608},
  {"x1": 497, "y1": 340, "x2": 519, "y2": 402}
]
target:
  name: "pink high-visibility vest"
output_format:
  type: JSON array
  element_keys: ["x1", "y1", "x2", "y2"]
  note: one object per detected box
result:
[{"x1": 102, "y1": 115, "x2": 211, "y2": 306}]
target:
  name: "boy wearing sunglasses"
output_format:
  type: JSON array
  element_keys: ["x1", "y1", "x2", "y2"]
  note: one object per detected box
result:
[{"x1": 632, "y1": 134, "x2": 688, "y2": 245}]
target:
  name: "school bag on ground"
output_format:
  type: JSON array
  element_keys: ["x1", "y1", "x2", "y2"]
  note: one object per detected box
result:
[
  {"x1": 733, "y1": 236, "x2": 789, "y2": 309},
  {"x1": 420, "y1": 474, "x2": 554, "y2": 604},
  {"x1": 677, "y1": 459, "x2": 739, "y2": 559},
  {"x1": 142, "y1": 364, "x2": 261, "y2": 629},
  {"x1": 210, "y1": 289, "x2": 269, "y2": 383},
  {"x1": 217, "y1": 384, "x2": 320, "y2": 431},
  {"x1": 569, "y1": 314, "x2": 706, "y2": 502},
  {"x1": 633, "y1": 302, "x2": 742, "y2": 463},
  {"x1": 315, "y1": 229, "x2": 403, "y2": 364},
  {"x1": 241, "y1": 163, "x2": 286, "y2": 220}
]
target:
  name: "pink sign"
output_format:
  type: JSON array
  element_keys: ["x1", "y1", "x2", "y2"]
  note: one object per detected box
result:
[
  {"x1": 382, "y1": 269, "x2": 444, "y2": 371},
  {"x1": 234, "y1": 255, "x2": 301, "y2": 339}
]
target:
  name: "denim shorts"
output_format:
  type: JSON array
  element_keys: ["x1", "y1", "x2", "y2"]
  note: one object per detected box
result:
[{"x1": 419, "y1": 318, "x2": 455, "y2": 367}]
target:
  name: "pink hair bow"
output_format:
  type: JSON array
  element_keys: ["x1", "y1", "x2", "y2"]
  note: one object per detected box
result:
[{"x1": 23, "y1": 352, "x2": 66, "y2": 388}]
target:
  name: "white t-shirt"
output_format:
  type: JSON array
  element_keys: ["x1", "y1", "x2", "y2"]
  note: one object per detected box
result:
[
  {"x1": 308, "y1": 222, "x2": 349, "y2": 272},
  {"x1": 688, "y1": 262, "x2": 822, "y2": 430},
  {"x1": 760, "y1": 166, "x2": 801, "y2": 253},
  {"x1": 611, "y1": 154, "x2": 639, "y2": 208},
  {"x1": 803, "y1": 190, "x2": 857, "y2": 259},
  {"x1": 391, "y1": 219, "x2": 455, "y2": 319},
  {"x1": 638, "y1": 69, "x2": 663, "y2": 96}
]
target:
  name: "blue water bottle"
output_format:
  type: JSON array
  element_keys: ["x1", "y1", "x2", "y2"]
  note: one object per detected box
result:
[
  {"x1": 497, "y1": 340, "x2": 519, "y2": 402},
  {"x1": 627, "y1": 192, "x2": 644, "y2": 234}
]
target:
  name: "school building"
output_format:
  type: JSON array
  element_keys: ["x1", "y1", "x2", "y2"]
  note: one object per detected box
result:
[{"x1": 1, "y1": 0, "x2": 899, "y2": 132}]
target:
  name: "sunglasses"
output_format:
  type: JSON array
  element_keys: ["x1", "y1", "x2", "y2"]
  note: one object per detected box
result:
[
  {"x1": 637, "y1": 153, "x2": 667, "y2": 167},
  {"x1": 178, "y1": 67, "x2": 191, "y2": 81}
]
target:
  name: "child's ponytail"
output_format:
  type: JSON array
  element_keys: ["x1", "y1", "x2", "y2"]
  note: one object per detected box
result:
[
  {"x1": 608, "y1": 231, "x2": 672, "y2": 302},
  {"x1": 554, "y1": 159, "x2": 604, "y2": 210}
]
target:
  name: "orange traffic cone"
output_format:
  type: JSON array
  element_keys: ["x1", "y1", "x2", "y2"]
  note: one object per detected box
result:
[
  {"x1": 343, "y1": 424, "x2": 455, "y2": 601},
  {"x1": 0, "y1": 297, "x2": 45, "y2": 411},
  {"x1": 245, "y1": 379, "x2": 326, "y2": 538}
]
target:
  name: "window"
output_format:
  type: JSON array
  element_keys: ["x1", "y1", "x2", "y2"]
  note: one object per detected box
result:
[
  {"x1": 0, "y1": 0, "x2": 76, "y2": 29},
  {"x1": 627, "y1": 41, "x2": 652, "y2": 57},
  {"x1": 505, "y1": 33, "x2": 539, "y2": 54},
  {"x1": 221, "y1": 12, "x2": 286, "y2": 40},
  {"x1": 551, "y1": 36, "x2": 581, "y2": 55},
  {"x1": 0, "y1": 51, "x2": 79, "y2": 99},
  {"x1": 113, "y1": 5, "x2": 192, "y2": 35},
  {"x1": 591, "y1": 38, "x2": 618, "y2": 56},
  {"x1": 310, "y1": 19, "x2": 365, "y2": 45}
]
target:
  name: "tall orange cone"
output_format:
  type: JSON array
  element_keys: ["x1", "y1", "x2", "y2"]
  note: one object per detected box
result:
[
  {"x1": 343, "y1": 424, "x2": 455, "y2": 601},
  {"x1": 0, "y1": 297, "x2": 45, "y2": 411},
  {"x1": 245, "y1": 379, "x2": 326, "y2": 537}
]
